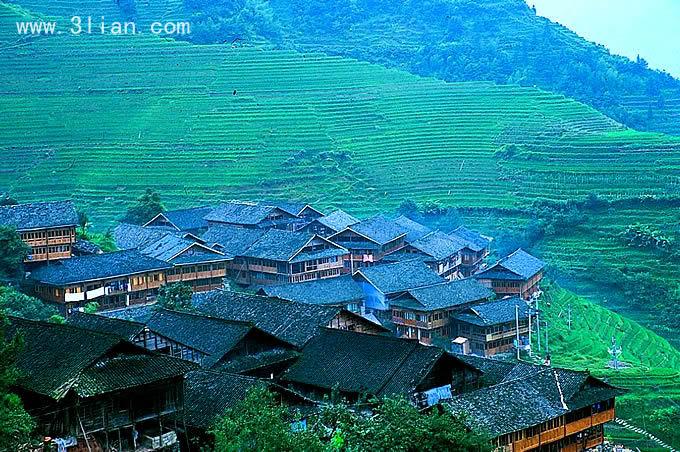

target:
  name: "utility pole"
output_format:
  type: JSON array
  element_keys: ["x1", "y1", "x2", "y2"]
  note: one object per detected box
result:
[
  {"x1": 528, "y1": 304, "x2": 532, "y2": 357},
  {"x1": 567, "y1": 304, "x2": 572, "y2": 331},
  {"x1": 515, "y1": 304, "x2": 521, "y2": 360},
  {"x1": 544, "y1": 321, "x2": 549, "y2": 354},
  {"x1": 536, "y1": 297, "x2": 541, "y2": 353}
]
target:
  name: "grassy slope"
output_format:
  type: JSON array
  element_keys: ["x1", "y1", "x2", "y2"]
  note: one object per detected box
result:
[
  {"x1": 538, "y1": 283, "x2": 680, "y2": 449},
  {"x1": 2, "y1": 2, "x2": 680, "y2": 229}
]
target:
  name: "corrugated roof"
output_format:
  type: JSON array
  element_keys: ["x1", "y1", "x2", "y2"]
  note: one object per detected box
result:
[{"x1": 0, "y1": 200, "x2": 78, "y2": 231}]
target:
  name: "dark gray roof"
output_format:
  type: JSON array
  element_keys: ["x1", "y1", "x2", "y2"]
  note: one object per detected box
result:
[
  {"x1": 408, "y1": 231, "x2": 465, "y2": 261},
  {"x1": 241, "y1": 229, "x2": 313, "y2": 261},
  {"x1": 393, "y1": 216, "x2": 431, "y2": 242},
  {"x1": 201, "y1": 224, "x2": 266, "y2": 255},
  {"x1": 315, "y1": 210, "x2": 359, "y2": 232},
  {"x1": 139, "y1": 233, "x2": 230, "y2": 263},
  {"x1": 445, "y1": 366, "x2": 624, "y2": 437},
  {"x1": 204, "y1": 201, "x2": 286, "y2": 226},
  {"x1": 100, "y1": 304, "x2": 155, "y2": 323},
  {"x1": 0, "y1": 201, "x2": 78, "y2": 231},
  {"x1": 355, "y1": 259, "x2": 445, "y2": 295},
  {"x1": 67, "y1": 312, "x2": 145, "y2": 340},
  {"x1": 449, "y1": 226, "x2": 490, "y2": 252},
  {"x1": 146, "y1": 309, "x2": 254, "y2": 367},
  {"x1": 343, "y1": 215, "x2": 407, "y2": 245},
  {"x1": 152, "y1": 206, "x2": 213, "y2": 231},
  {"x1": 29, "y1": 250, "x2": 172, "y2": 285},
  {"x1": 392, "y1": 278, "x2": 494, "y2": 311},
  {"x1": 113, "y1": 223, "x2": 171, "y2": 250},
  {"x1": 259, "y1": 275, "x2": 364, "y2": 306},
  {"x1": 192, "y1": 291, "x2": 347, "y2": 348},
  {"x1": 454, "y1": 297, "x2": 531, "y2": 326},
  {"x1": 72, "y1": 239, "x2": 102, "y2": 255},
  {"x1": 477, "y1": 249, "x2": 545, "y2": 280},
  {"x1": 282, "y1": 328, "x2": 470, "y2": 398}
]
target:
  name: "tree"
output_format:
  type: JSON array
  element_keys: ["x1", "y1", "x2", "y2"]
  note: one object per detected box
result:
[
  {"x1": 77, "y1": 210, "x2": 89, "y2": 231},
  {"x1": 83, "y1": 302, "x2": 100, "y2": 314},
  {"x1": 0, "y1": 227, "x2": 29, "y2": 280},
  {"x1": 211, "y1": 385, "x2": 322, "y2": 452},
  {"x1": 0, "y1": 286, "x2": 60, "y2": 322},
  {"x1": 156, "y1": 282, "x2": 194, "y2": 312},
  {"x1": 0, "y1": 311, "x2": 35, "y2": 449},
  {"x1": 0, "y1": 195, "x2": 17, "y2": 206},
  {"x1": 122, "y1": 189, "x2": 164, "y2": 225}
]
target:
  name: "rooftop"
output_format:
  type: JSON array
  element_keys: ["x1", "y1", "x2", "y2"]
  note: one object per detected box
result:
[
  {"x1": 341, "y1": 215, "x2": 407, "y2": 245},
  {"x1": 258, "y1": 275, "x2": 364, "y2": 306},
  {"x1": 192, "y1": 290, "x2": 345, "y2": 348},
  {"x1": 146, "y1": 206, "x2": 213, "y2": 231},
  {"x1": 454, "y1": 296, "x2": 532, "y2": 326},
  {"x1": 67, "y1": 311, "x2": 145, "y2": 340},
  {"x1": 392, "y1": 278, "x2": 494, "y2": 311},
  {"x1": 282, "y1": 328, "x2": 471, "y2": 398},
  {"x1": 355, "y1": 259, "x2": 445, "y2": 295},
  {"x1": 408, "y1": 230, "x2": 465, "y2": 261},
  {"x1": 201, "y1": 224, "x2": 266, "y2": 256},
  {"x1": 0, "y1": 200, "x2": 78, "y2": 231},
  {"x1": 314, "y1": 209, "x2": 359, "y2": 233},
  {"x1": 393, "y1": 215, "x2": 431, "y2": 242},
  {"x1": 29, "y1": 250, "x2": 172, "y2": 286},
  {"x1": 204, "y1": 201, "x2": 288, "y2": 226},
  {"x1": 449, "y1": 226, "x2": 491, "y2": 252}
]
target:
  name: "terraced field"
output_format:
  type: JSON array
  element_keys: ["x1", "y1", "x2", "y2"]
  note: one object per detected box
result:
[
  {"x1": 2, "y1": 2, "x2": 680, "y2": 229},
  {"x1": 539, "y1": 283, "x2": 680, "y2": 449}
]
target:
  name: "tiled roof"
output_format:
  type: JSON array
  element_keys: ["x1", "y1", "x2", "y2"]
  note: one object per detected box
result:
[
  {"x1": 454, "y1": 297, "x2": 531, "y2": 326},
  {"x1": 258, "y1": 275, "x2": 364, "y2": 306},
  {"x1": 355, "y1": 259, "x2": 445, "y2": 295},
  {"x1": 445, "y1": 365, "x2": 624, "y2": 437},
  {"x1": 204, "y1": 201, "x2": 282, "y2": 226},
  {"x1": 139, "y1": 233, "x2": 230, "y2": 263},
  {"x1": 153, "y1": 206, "x2": 213, "y2": 231},
  {"x1": 67, "y1": 312, "x2": 145, "y2": 340},
  {"x1": 192, "y1": 290, "x2": 344, "y2": 348},
  {"x1": 201, "y1": 224, "x2": 266, "y2": 256},
  {"x1": 0, "y1": 200, "x2": 78, "y2": 231},
  {"x1": 182, "y1": 370, "x2": 266, "y2": 428},
  {"x1": 408, "y1": 231, "x2": 465, "y2": 261},
  {"x1": 241, "y1": 229, "x2": 312, "y2": 261},
  {"x1": 29, "y1": 250, "x2": 172, "y2": 285},
  {"x1": 72, "y1": 239, "x2": 102, "y2": 255},
  {"x1": 392, "y1": 278, "x2": 494, "y2": 311},
  {"x1": 477, "y1": 249, "x2": 545, "y2": 281},
  {"x1": 315, "y1": 210, "x2": 359, "y2": 232},
  {"x1": 7, "y1": 317, "x2": 194, "y2": 400},
  {"x1": 146, "y1": 309, "x2": 254, "y2": 367},
  {"x1": 282, "y1": 328, "x2": 465, "y2": 398},
  {"x1": 101, "y1": 304, "x2": 155, "y2": 323},
  {"x1": 344, "y1": 215, "x2": 407, "y2": 245},
  {"x1": 393, "y1": 216, "x2": 431, "y2": 242},
  {"x1": 113, "y1": 223, "x2": 170, "y2": 250},
  {"x1": 449, "y1": 226, "x2": 491, "y2": 252}
]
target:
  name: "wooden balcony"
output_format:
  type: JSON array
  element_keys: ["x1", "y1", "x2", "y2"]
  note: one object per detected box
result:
[
  {"x1": 540, "y1": 425, "x2": 564, "y2": 444},
  {"x1": 565, "y1": 417, "x2": 591, "y2": 435},
  {"x1": 592, "y1": 408, "x2": 615, "y2": 425},
  {"x1": 514, "y1": 434, "x2": 539, "y2": 452},
  {"x1": 586, "y1": 434, "x2": 604, "y2": 449}
]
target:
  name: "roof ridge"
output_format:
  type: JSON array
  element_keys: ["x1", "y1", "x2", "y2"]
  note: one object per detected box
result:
[{"x1": 153, "y1": 307, "x2": 255, "y2": 328}]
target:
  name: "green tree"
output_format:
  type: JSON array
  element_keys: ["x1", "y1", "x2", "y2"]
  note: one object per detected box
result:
[
  {"x1": 0, "y1": 228, "x2": 28, "y2": 280},
  {"x1": 0, "y1": 286, "x2": 60, "y2": 321},
  {"x1": 211, "y1": 385, "x2": 322, "y2": 452},
  {"x1": 83, "y1": 302, "x2": 100, "y2": 314},
  {"x1": 122, "y1": 189, "x2": 165, "y2": 225},
  {"x1": 0, "y1": 195, "x2": 17, "y2": 206},
  {"x1": 0, "y1": 311, "x2": 35, "y2": 449},
  {"x1": 156, "y1": 282, "x2": 194, "y2": 312},
  {"x1": 77, "y1": 210, "x2": 89, "y2": 231}
]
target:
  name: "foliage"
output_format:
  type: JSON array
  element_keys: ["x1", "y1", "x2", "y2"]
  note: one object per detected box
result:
[
  {"x1": 83, "y1": 302, "x2": 99, "y2": 314},
  {"x1": 156, "y1": 282, "x2": 194, "y2": 312},
  {"x1": 77, "y1": 210, "x2": 89, "y2": 231},
  {"x1": 0, "y1": 286, "x2": 59, "y2": 321},
  {"x1": 0, "y1": 195, "x2": 17, "y2": 206},
  {"x1": 0, "y1": 311, "x2": 35, "y2": 449},
  {"x1": 0, "y1": 227, "x2": 28, "y2": 281},
  {"x1": 77, "y1": 228, "x2": 116, "y2": 253},
  {"x1": 122, "y1": 189, "x2": 164, "y2": 225},
  {"x1": 649, "y1": 407, "x2": 680, "y2": 446},
  {"x1": 211, "y1": 385, "x2": 323, "y2": 452},
  {"x1": 622, "y1": 223, "x2": 674, "y2": 251}
]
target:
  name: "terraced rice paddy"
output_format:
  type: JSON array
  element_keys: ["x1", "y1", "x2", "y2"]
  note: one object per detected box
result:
[{"x1": 1, "y1": 2, "x2": 680, "y2": 228}]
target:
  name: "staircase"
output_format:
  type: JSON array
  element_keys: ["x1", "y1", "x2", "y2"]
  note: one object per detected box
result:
[{"x1": 613, "y1": 418, "x2": 677, "y2": 452}]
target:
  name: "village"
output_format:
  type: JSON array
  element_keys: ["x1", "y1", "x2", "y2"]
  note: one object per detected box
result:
[{"x1": 0, "y1": 199, "x2": 623, "y2": 452}]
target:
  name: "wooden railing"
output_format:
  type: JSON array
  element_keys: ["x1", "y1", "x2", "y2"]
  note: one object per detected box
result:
[
  {"x1": 592, "y1": 408, "x2": 615, "y2": 425},
  {"x1": 565, "y1": 417, "x2": 591, "y2": 435},
  {"x1": 540, "y1": 426, "x2": 564, "y2": 444}
]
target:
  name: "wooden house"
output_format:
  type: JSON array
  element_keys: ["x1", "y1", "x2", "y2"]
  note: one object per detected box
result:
[
  {"x1": 143, "y1": 206, "x2": 214, "y2": 234},
  {"x1": 393, "y1": 215, "x2": 432, "y2": 242},
  {"x1": 0, "y1": 200, "x2": 78, "y2": 263},
  {"x1": 204, "y1": 201, "x2": 302, "y2": 230},
  {"x1": 280, "y1": 328, "x2": 480, "y2": 403},
  {"x1": 475, "y1": 248, "x2": 545, "y2": 299},
  {"x1": 452, "y1": 296, "x2": 531, "y2": 357},
  {"x1": 300, "y1": 209, "x2": 359, "y2": 237},
  {"x1": 29, "y1": 250, "x2": 172, "y2": 311},
  {"x1": 398, "y1": 230, "x2": 466, "y2": 280},
  {"x1": 231, "y1": 229, "x2": 349, "y2": 285},
  {"x1": 192, "y1": 290, "x2": 389, "y2": 349},
  {"x1": 8, "y1": 317, "x2": 196, "y2": 452},
  {"x1": 449, "y1": 226, "x2": 491, "y2": 277},
  {"x1": 329, "y1": 215, "x2": 407, "y2": 270},
  {"x1": 447, "y1": 357, "x2": 623, "y2": 452},
  {"x1": 258, "y1": 274, "x2": 366, "y2": 313},
  {"x1": 390, "y1": 278, "x2": 494, "y2": 345},
  {"x1": 353, "y1": 259, "x2": 445, "y2": 317}
]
